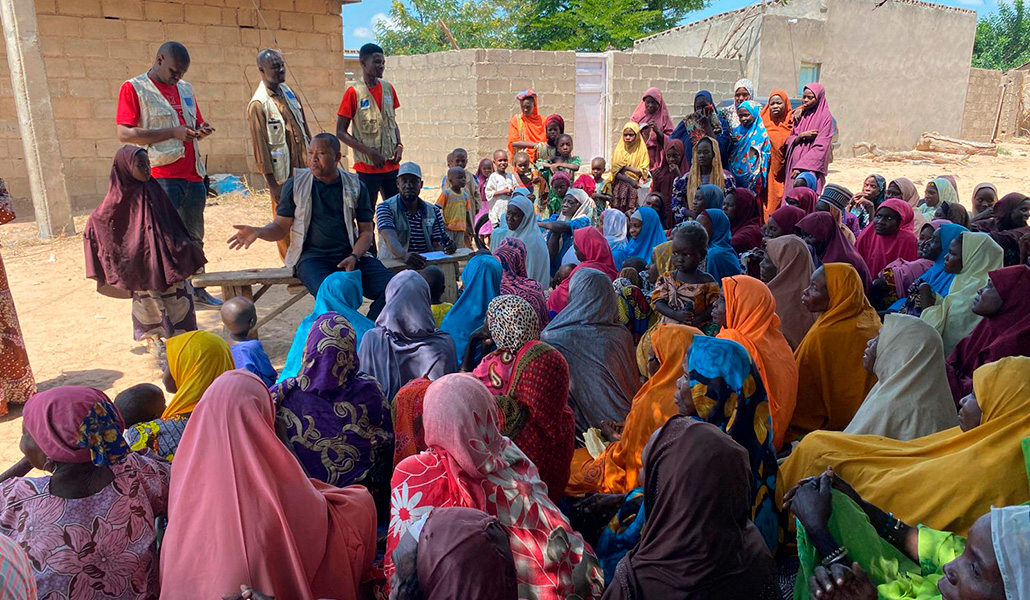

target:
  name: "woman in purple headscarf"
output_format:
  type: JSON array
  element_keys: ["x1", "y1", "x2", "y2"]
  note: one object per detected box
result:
[
  {"x1": 782, "y1": 84, "x2": 835, "y2": 201},
  {"x1": 84, "y1": 146, "x2": 206, "y2": 349},
  {"x1": 358, "y1": 270, "x2": 457, "y2": 401},
  {"x1": 272, "y1": 311, "x2": 393, "y2": 522}
]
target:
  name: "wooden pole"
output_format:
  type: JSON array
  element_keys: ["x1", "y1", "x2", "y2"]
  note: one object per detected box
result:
[{"x1": 0, "y1": 0, "x2": 74, "y2": 238}]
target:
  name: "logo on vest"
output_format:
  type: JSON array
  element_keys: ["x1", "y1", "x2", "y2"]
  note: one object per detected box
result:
[
  {"x1": 359, "y1": 98, "x2": 371, "y2": 109},
  {"x1": 183, "y1": 97, "x2": 193, "y2": 108}
]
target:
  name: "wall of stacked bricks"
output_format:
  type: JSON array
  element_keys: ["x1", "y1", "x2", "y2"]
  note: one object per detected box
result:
[
  {"x1": 960, "y1": 68, "x2": 1004, "y2": 143},
  {"x1": 389, "y1": 49, "x2": 740, "y2": 190},
  {"x1": 0, "y1": 0, "x2": 345, "y2": 219},
  {"x1": 995, "y1": 71, "x2": 1024, "y2": 139},
  {"x1": 605, "y1": 52, "x2": 738, "y2": 159}
]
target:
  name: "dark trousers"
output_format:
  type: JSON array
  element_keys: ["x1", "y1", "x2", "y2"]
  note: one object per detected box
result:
[
  {"x1": 157, "y1": 178, "x2": 206, "y2": 247},
  {"x1": 357, "y1": 170, "x2": 399, "y2": 205},
  {"x1": 295, "y1": 254, "x2": 394, "y2": 320}
]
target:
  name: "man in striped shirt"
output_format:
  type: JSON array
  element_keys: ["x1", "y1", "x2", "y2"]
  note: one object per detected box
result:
[{"x1": 375, "y1": 162, "x2": 455, "y2": 269}]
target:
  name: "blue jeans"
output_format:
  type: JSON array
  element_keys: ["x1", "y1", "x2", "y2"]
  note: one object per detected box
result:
[
  {"x1": 157, "y1": 178, "x2": 206, "y2": 247},
  {"x1": 294, "y1": 254, "x2": 394, "y2": 319}
]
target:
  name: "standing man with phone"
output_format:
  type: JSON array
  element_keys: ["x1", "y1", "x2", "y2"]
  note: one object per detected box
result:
[
  {"x1": 335, "y1": 43, "x2": 403, "y2": 208},
  {"x1": 116, "y1": 41, "x2": 221, "y2": 306},
  {"x1": 247, "y1": 48, "x2": 311, "y2": 262}
]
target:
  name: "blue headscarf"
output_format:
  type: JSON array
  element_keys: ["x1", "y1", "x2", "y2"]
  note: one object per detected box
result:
[
  {"x1": 728, "y1": 100, "x2": 770, "y2": 193},
  {"x1": 440, "y1": 254, "x2": 503, "y2": 362},
  {"x1": 697, "y1": 184, "x2": 725, "y2": 211},
  {"x1": 702, "y1": 208, "x2": 743, "y2": 283},
  {"x1": 671, "y1": 90, "x2": 733, "y2": 168},
  {"x1": 278, "y1": 270, "x2": 375, "y2": 383},
  {"x1": 795, "y1": 171, "x2": 819, "y2": 190},
  {"x1": 687, "y1": 335, "x2": 751, "y2": 392},
  {"x1": 889, "y1": 222, "x2": 968, "y2": 312},
  {"x1": 623, "y1": 206, "x2": 668, "y2": 265}
]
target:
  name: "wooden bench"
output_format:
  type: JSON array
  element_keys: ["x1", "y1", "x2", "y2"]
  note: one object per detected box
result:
[{"x1": 193, "y1": 248, "x2": 474, "y2": 336}]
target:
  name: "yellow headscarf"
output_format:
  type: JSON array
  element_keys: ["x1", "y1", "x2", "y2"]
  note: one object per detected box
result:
[
  {"x1": 163, "y1": 330, "x2": 235, "y2": 419},
  {"x1": 789, "y1": 263, "x2": 881, "y2": 441},
  {"x1": 920, "y1": 232, "x2": 1004, "y2": 355},
  {"x1": 567, "y1": 323, "x2": 701, "y2": 495},
  {"x1": 781, "y1": 355, "x2": 1030, "y2": 535},
  {"x1": 609, "y1": 121, "x2": 651, "y2": 183}
]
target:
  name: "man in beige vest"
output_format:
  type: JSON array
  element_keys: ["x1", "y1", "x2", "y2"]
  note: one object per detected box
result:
[
  {"x1": 116, "y1": 41, "x2": 221, "y2": 306},
  {"x1": 226, "y1": 134, "x2": 395, "y2": 319},
  {"x1": 247, "y1": 48, "x2": 311, "y2": 262},
  {"x1": 335, "y1": 43, "x2": 402, "y2": 207}
]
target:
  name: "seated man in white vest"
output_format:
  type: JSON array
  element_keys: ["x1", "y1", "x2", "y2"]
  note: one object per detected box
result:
[
  {"x1": 375, "y1": 162, "x2": 455, "y2": 270},
  {"x1": 227, "y1": 133, "x2": 395, "y2": 318}
]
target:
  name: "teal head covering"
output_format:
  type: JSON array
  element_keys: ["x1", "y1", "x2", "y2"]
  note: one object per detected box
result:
[{"x1": 441, "y1": 254, "x2": 503, "y2": 362}]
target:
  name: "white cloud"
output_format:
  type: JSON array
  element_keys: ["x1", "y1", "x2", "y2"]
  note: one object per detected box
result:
[{"x1": 353, "y1": 26, "x2": 374, "y2": 38}]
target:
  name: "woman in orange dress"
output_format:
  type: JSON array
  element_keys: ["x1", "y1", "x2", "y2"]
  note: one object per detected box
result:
[
  {"x1": 507, "y1": 89, "x2": 546, "y2": 161},
  {"x1": 759, "y1": 90, "x2": 793, "y2": 219},
  {"x1": 0, "y1": 179, "x2": 35, "y2": 416}
]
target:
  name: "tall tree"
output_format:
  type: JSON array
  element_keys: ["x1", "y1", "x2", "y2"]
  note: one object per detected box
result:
[
  {"x1": 972, "y1": 0, "x2": 1030, "y2": 70},
  {"x1": 514, "y1": 0, "x2": 708, "y2": 52},
  {"x1": 375, "y1": 0, "x2": 709, "y2": 55},
  {"x1": 375, "y1": 0, "x2": 517, "y2": 55}
]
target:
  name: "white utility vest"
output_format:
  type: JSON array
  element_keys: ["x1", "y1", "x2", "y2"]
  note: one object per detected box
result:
[
  {"x1": 250, "y1": 82, "x2": 309, "y2": 185},
  {"x1": 127, "y1": 73, "x2": 205, "y2": 177},
  {"x1": 350, "y1": 78, "x2": 398, "y2": 166},
  {"x1": 284, "y1": 168, "x2": 362, "y2": 270}
]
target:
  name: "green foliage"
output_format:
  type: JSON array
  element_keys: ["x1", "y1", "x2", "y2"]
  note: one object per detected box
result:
[
  {"x1": 375, "y1": 0, "x2": 709, "y2": 55},
  {"x1": 972, "y1": 0, "x2": 1030, "y2": 70},
  {"x1": 375, "y1": 0, "x2": 517, "y2": 55},
  {"x1": 515, "y1": 0, "x2": 707, "y2": 52}
]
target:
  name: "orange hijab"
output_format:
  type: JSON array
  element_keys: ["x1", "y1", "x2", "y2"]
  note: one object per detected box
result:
[
  {"x1": 789, "y1": 263, "x2": 881, "y2": 441},
  {"x1": 507, "y1": 90, "x2": 546, "y2": 160},
  {"x1": 718, "y1": 275, "x2": 799, "y2": 450},
  {"x1": 760, "y1": 90, "x2": 794, "y2": 217},
  {"x1": 567, "y1": 324, "x2": 700, "y2": 495}
]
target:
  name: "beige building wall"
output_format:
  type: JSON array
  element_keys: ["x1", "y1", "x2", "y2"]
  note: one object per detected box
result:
[
  {"x1": 634, "y1": 0, "x2": 977, "y2": 152},
  {"x1": 961, "y1": 68, "x2": 1003, "y2": 142},
  {"x1": 388, "y1": 49, "x2": 738, "y2": 190},
  {"x1": 0, "y1": 0, "x2": 346, "y2": 219}
]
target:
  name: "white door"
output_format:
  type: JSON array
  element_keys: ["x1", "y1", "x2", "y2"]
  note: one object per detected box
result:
[{"x1": 575, "y1": 54, "x2": 609, "y2": 163}]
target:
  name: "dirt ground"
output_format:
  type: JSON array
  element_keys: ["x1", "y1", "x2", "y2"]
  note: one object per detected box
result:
[{"x1": 2, "y1": 145, "x2": 1030, "y2": 467}]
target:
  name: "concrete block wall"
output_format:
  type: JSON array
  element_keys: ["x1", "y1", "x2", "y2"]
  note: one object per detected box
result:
[
  {"x1": 389, "y1": 49, "x2": 576, "y2": 191},
  {"x1": 607, "y1": 52, "x2": 738, "y2": 158},
  {"x1": 0, "y1": 0, "x2": 345, "y2": 218},
  {"x1": 996, "y1": 71, "x2": 1024, "y2": 139},
  {"x1": 961, "y1": 68, "x2": 1003, "y2": 142}
]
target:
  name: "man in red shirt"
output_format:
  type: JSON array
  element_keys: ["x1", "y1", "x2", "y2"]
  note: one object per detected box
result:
[
  {"x1": 336, "y1": 43, "x2": 403, "y2": 207},
  {"x1": 116, "y1": 41, "x2": 220, "y2": 306}
]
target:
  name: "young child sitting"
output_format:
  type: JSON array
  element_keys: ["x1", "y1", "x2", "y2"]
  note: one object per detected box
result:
[
  {"x1": 651, "y1": 225, "x2": 720, "y2": 336},
  {"x1": 422, "y1": 266, "x2": 452, "y2": 328},
  {"x1": 220, "y1": 296, "x2": 278, "y2": 387},
  {"x1": 540, "y1": 170, "x2": 572, "y2": 218},
  {"x1": 114, "y1": 383, "x2": 165, "y2": 430},
  {"x1": 621, "y1": 256, "x2": 652, "y2": 295},
  {"x1": 550, "y1": 263, "x2": 576, "y2": 293},
  {"x1": 437, "y1": 166, "x2": 474, "y2": 249},
  {"x1": 485, "y1": 150, "x2": 517, "y2": 228}
]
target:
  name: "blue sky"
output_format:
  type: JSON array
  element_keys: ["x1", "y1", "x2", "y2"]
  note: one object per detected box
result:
[{"x1": 342, "y1": 0, "x2": 996, "y2": 48}]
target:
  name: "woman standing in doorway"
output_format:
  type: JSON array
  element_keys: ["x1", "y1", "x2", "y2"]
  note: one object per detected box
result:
[
  {"x1": 782, "y1": 83, "x2": 835, "y2": 201},
  {"x1": 0, "y1": 179, "x2": 34, "y2": 417}
]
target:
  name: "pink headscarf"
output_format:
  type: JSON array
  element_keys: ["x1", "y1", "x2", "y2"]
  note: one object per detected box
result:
[
  {"x1": 787, "y1": 83, "x2": 834, "y2": 174},
  {"x1": 160, "y1": 370, "x2": 376, "y2": 600},
  {"x1": 855, "y1": 197, "x2": 919, "y2": 276},
  {"x1": 23, "y1": 387, "x2": 128, "y2": 465},
  {"x1": 631, "y1": 88, "x2": 674, "y2": 136},
  {"x1": 387, "y1": 373, "x2": 603, "y2": 599},
  {"x1": 546, "y1": 227, "x2": 618, "y2": 314}
]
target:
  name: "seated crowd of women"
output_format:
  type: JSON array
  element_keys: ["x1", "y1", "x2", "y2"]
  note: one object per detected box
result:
[{"x1": 1, "y1": 81, "x2": 1030, "y2": 600}]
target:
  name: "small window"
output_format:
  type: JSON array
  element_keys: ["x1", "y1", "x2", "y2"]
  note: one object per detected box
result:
[{"x1": 798, "y1": 62, "x2": 821, "y2": 96}]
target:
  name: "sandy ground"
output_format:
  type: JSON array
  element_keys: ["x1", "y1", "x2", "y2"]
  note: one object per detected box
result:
[{"x1": 2, "y1": 145, "x2": 1030, "y2": 468}]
